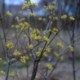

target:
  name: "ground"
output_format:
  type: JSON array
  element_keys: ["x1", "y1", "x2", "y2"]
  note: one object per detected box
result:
[{"x1": 0, "y1": 62, "x2": 80, "y2": 80}]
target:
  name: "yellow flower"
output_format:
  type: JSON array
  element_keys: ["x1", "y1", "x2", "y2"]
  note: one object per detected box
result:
[
  {"x1": 43, "y1": 36, "x2": 49, "y2": 42},
  {"x1": 61, "y1": 15, "x2": 67, "y2": 19},
  {"x1": 9, "y1": 72, "x2": 15, "y2": 77},
  {"x1": 12, "y1": 33, "x2": 17, "y2": 38},
  {"x1": 23, "y1": 34, "x2": 27, "y2": 39},
  {"x1": 29, "y1": 12, "x2": 35, "y2": 17},
  {"x1": 19, "y1": 22, "x2": 30, "y2": 31},
  {"x1": 28, "y1": 44, "x2": 34, "y2": 49},
  {"x1": 6, "y1": 11, "x2": 12, "y2": 17},
  {"x1": 20, "y1": 56, "x2": 29, "y2": 63},
  {"x1": 30, "y1": 33, "x2": 36, "y2": 39},
  {"x1": 6, "y1": 41, "x2": 14, "y2": 49},
  {"x1": 45, "y1": 47, "x2": 51, "y2": 53},
  {"x1": 15, "y1": 25, "x2": 20, "y2": 29},
  {"x1": 45, "y1": 5, "x2": 55, "y2": 11},
  {"x1": 43, "y1": 52, "x2": 48, "y2": 57},
  {"x1": 57, "y1": 42, "x2": 64, "y2": 48},
  {"x1": 69, "y1": 45, "x2": 74, "y2": 52},
  {"x1": 36, "y1": 51, "x2": 41, "y2": 57},
  {"x1": 14, "y1": 22, "x2": 30, "y2": 31},
  {"x1": 22, "y1": 2, "x2": 36, "y2": 10},
  {"x1": 51, "y1": 28, "x2": 58, "y2": 34},
  {"x1": 54, "y1": 51, "x2": 59, "y2": 57},
  {"x1": 22, "y1": 2, "x2": 31, "y2": 10},
  {"x1": 0, "y1": 70, "x2": 5, "y2": 75},
  {"x1": 0, "y1": 58, "x2": 2, "y2": 61},
  {"x1": 13, "y1": 49, "x2": 21, "y2": 56},
  {"x1": 30, "y1": 29, "x2": 41, "y2": 41},
  {"x1": 33, "y1": 29, "x2": 40, "y2": 35},
  {"x1": 69, "y1": 16, "x2": 75, "y2": 21},
  {"x1": 46, "y1": 64, "x2": 53, "y2": 70},
  {"x1": 34, "y1": 35, "x2": 41, "y2": 41},
  {"x1": 38, "y1": 17, "x2": 43, "y2": 21}
]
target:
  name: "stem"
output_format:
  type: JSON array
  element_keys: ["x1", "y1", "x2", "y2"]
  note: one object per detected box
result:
[
  {"x1": 5, "y1": 62, "x2": 10, "y2": 80},
  {"x1": 71, "y1": 22, "x2": 76, "y2": 80},
  {"x1": 31, "y1": 61, "x2": 39, "y2": 80},
  {"x1": 72, "y1": 51, "x2": 76, "y2": 80}
]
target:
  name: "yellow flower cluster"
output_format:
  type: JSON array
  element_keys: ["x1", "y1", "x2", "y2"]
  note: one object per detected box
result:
[
  {"x1": 20, "y1": 56, "x2": 29, "y2": 63},
  {"x1": 38, "y1": 17, "x2": 43, "y2": 21},
  {"x1": 43, "y1": 52, "x2": 48, "y2": 57},
  {"x1": 69, "y1": 45, "x2": 74, "y2": 52},
  {"x1": 6, "y1": 41, "x2": 14, "y2": 49},
  {"x1": 54, "y1": 51, "x2": 59, "y2": 57},
  {"x1": 29, "y1": 12, "x2": 35, "y2": 17},
  {"x1": 61, "y1": 15, "x2": 67, "y2": 19},
  {"x1": 9, "y1": 72, "x2": 15, "y2": 77},
  {"x1": 57, "y1": 42, "x2": 64, "y2": 48},
  {"x1": 43, "y1": 36, "x2": 49, "y2": 42},
  {"x1": 45, "y1": 5, "x2": 55, "y2": 11},
  {"x1": 30, "y1": 29, "x2": 41, "y2": 41},
  {"x1": 0, "y1": 58, "x2": 2, "y2": 61},
  {"x1": 69, "y1": 16, "x2": 75, "y2": 21},
  {"x1": 45, "y1": 46, "x2": 51, "y2": 53},
  {"x1": 18, "y1": 22, "x2": 30, "y2": 31},
  {"x1": 36, "y1": 51, "x2": 41, "y2": 57},
  {"x1": 12, "y1": 33, "x2": 17, "y2": 38},
  {"x1": 23, "y1": 34, "x2": 27, "y2": 39},
  {"x1": 51, "y1": 28, "x2": 58, "y2": 34},
  {"x1": 0, "y1": 70, "x2": 5, "y2": 75},
  {"x1": 46, "y1": 63, "x2": 53, "y2": 70},
  {"x1": 13, "y1": 49, "x2": 21, "y2": 56},
  {"x1": 28, "y1": 44, "x2": 34, "y2": 49},
  {"x1": 6, "y1": 11, "x2": 12, "y2": 17},
  {"x1": 22, "y1": 2, "x2": 36, "y2": 10}
]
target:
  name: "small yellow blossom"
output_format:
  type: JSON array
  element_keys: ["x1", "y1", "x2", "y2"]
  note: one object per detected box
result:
[
  {"x1": 45, "y1": 5, "x2": 55, "y2": 11},
  {"x1": 15, "y1": 25, "x2": 20, "y2": 29},
  {"x1": 0, "y1": 58, "x2": 2, "y2": 61},
  {"x1": 57, "y1": 42, "x2": 64, "y2": 48},
  {"x1": 29, "y1": 12, "x2": 35, "y2": 17},
  {"x1": 54, "y1": 51, "x2": 59, "y2": 57},
  {"x1": 43, "y1": 52, "x2": 48, "y2": 57},
  {"x1": 43, "y1": 36, "x2": 49, "y2": 42},
  {"x1": 69, "y1": 45, "x2": 74, "y2": 52},
  {"x1": 28, "y1": 44, "x2": 34, "y2": 49},
  {"x1": 51, "y1": 28, "x2": 58, "y2": 34},
  {"x1": 6, "y1": 11, "x2": 12, "y2": 17},
  {"x1": 34, "y1": 35, "x2": 41, "y2": 41},
  {"x1": 36, "y1": 51, "x2": 41, "y2": 57},
  {"x1": 23, "y1": 34, "x2": 27, "y2": 39},
  {"x1": 6, "y1": 41, "x2": 14, "y2": 49},
  {"x1": 19, "y1": 22, "x2": 30, "y2": 31},
  {"x1": 22, "y1": 2, "x2": 36, "y2": 10},
  {"x1": 0, "y1": 70, "x2": 5, "y2": 75},
  {"x1": 13, "y1": 49, "x2": 21, "y2": 56},
  {"x1": 61, "y1": 15, "x2": 67, "y2": 19},
  {"x1": 69, "y1": 16, "x2": 75, "y2": 21},
  {"x1": 9, "y1": 72, "x2": 15, "y2": 77},
  {"x1": 30, "y1": 29, "x2": 41, "y2": 41},
  {"x1": 38, "y1": 17, "x2": 43, "y2": 21},
  {"x1": 20, "y1": 56, "x2": 29, "y2": 63},
  {"x1": 12, "y1": 33, "x2": 17, "y2": 38},
  {"x1": 30, "y1": 33, "x2": 36, "y2": 39},
  {"x1": 46, "y1": 64, "x2": 53, "y2": 70},
  {"x1": 14, "y1": 22, "x2": 30, "y2": 31},
  {"x1": 45, "y1": 47, "x2": 51, "y2": 53},
  {"x1": 30, "y1": 29, "x2": 40, "y2": 36}
]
